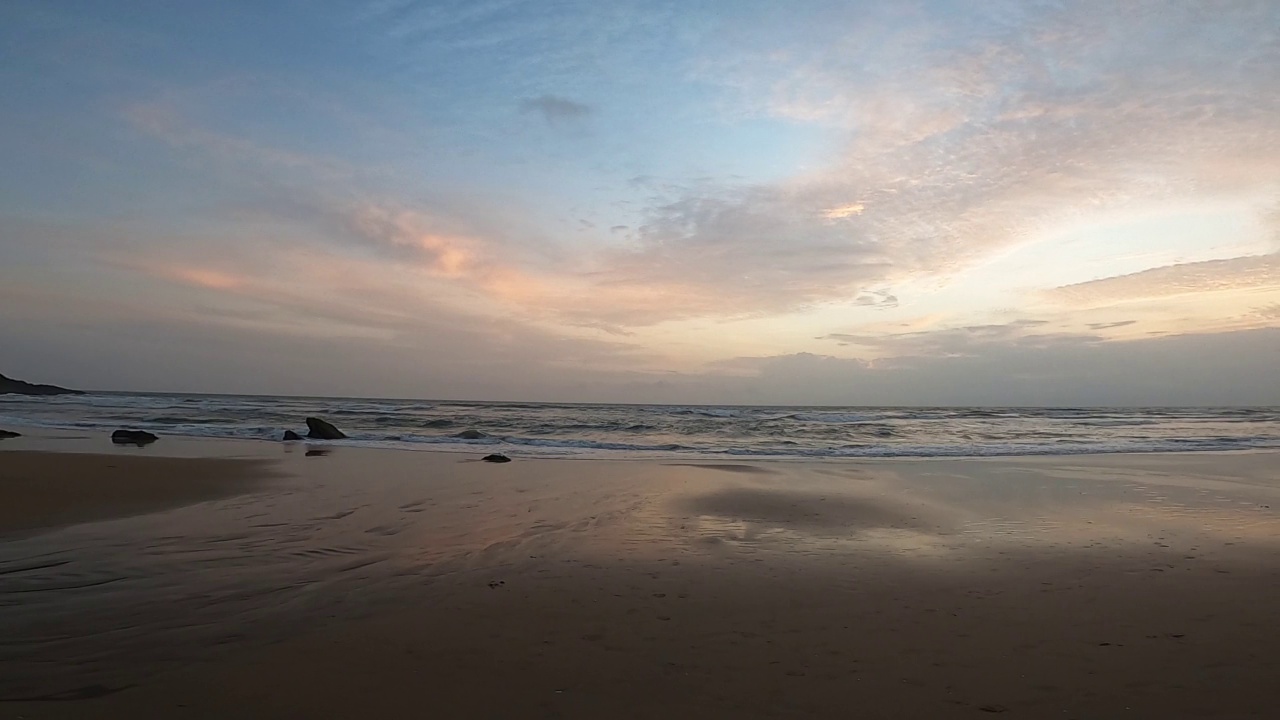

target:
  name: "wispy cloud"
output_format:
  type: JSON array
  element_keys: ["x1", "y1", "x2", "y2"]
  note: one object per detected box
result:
[
  {"x1": 343, "y1": 203, "x2": 486, "y2": 278},
  {"x1": 1087, "y1": 320, "x2": 1137, "y2": 331},
  {"x1": 123, "y1": 96, "x2": 356, "y2": 183},
  {"x1": 822, "y1": 203, "x2": 864, "y2": 219},
  {"x1": 820, "y1": 319, "x2": 1084, "y2": 359},
  {"x1": 1046, "y1": 254, "x2": 1280, "y2": 306},
  {"x1": 853, "y1": 290, "x2": 897, "y2": 308},
  {"x1": 520, "y1": 94, "x2": 592, "y2": 125}
]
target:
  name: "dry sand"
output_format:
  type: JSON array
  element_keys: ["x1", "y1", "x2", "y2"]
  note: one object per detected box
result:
[{"x1": 2, "y1": 437, "x2": 1278, "y2": 718}]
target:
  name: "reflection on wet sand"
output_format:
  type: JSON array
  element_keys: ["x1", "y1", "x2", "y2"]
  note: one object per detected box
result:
[
  {"x1": 682, "y1": 487, "x2": 935, "y2": 533},
  {"x1": 1, "y1": 436, "x2": 1279, "y2": 718},
  {"x1": 664, "y1": 463, "x2": 779, "y2": 474}
]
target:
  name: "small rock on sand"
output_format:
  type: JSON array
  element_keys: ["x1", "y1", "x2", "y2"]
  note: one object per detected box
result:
[
  {"x1": 0, "y1": 429, "x2": 20, "y2": 439},
  {"x1": 482, "y1": 454, "x2": 512, "y2": 463},
  {"x1": 282, "y1": 430, "x2": 303, "y2": 441}
]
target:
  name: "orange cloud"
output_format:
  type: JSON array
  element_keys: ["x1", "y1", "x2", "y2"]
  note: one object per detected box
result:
[
  {"x1": 346, "y1": 204, "x2": 483, "y2": 278},
  {"x1": 168, "y1": 267, "x2": 244, "y2": 290},
  {"x1": 822, "y1": 202, "x2": 866, "y2": 219}
]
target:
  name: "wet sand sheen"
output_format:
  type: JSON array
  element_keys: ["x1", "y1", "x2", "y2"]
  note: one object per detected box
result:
[{"x1": 1, "y1": 441, "x2": 1279, "y2": 718}]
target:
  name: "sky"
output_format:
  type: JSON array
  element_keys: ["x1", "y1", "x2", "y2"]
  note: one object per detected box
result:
[{"x1": 1, "y1": 0, "x2": 1278, "y2": 405}]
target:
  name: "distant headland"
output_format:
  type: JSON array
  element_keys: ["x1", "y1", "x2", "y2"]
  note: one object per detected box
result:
[{"x1": 0, "y1": 373, "x2": 83, "y2": 396}]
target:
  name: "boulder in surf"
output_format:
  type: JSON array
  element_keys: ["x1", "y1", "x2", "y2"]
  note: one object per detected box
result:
[
  {"x1": 305, "y1": 417, "x2": 346, "y2": 440},
  {"x1": 112, "y1": 429, "x2": 158, "y2": 445}
]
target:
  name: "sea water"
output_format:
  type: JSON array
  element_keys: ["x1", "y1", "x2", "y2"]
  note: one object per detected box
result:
[{"x1": 3, "y1": 393, "x2": 1279, "y2": 459}]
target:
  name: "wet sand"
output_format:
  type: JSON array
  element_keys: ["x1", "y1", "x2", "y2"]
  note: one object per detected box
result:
[
  {"x1": 0, "y1": 451, "x2": 273, "y2": 538},
  {"x1": 2, "y1": 434, "x2": 1279, "y2": 718}
]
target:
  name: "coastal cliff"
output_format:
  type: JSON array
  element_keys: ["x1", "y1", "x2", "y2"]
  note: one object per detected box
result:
[{"x1": 0, "y1": 373, "x2": 83, "y2": 396}]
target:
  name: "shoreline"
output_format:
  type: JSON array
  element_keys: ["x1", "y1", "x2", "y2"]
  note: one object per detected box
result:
[
  {"x1": 3, "y1": 427, "x2": 1277, "y2": 540},
  {"x1": 3, "y1": 420, "x2": 1279, "y2": 463}
]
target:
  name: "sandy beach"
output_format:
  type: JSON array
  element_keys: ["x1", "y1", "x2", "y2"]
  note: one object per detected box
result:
[
  {"x1": 2, "y1": 431, "x2": 1279, "y2": 718},
  {"x1": 6, "y1": 1, "x2": 1279, "y2": 718}
]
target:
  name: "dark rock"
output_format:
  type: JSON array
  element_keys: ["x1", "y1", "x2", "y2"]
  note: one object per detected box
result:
[
  {"x1": 0, "y1": 373, "x2": 83, "y2": 396},
  {"x1": 454, "y1": 429, "x2": 488, "y2": 440},
  {"x1": 112, "y1": 429, "x2": 158, "y2": 445},
  {"x1": 282, "y1": 430, "x2": 303, "y2": 441},
  {"x1": 0, "y1": 429, "x2": 21, "y2": 439},
  {"x1": 305, "y1": 448, "x2": 330, "y2": 457},
  {"x1": 305, "y1": 417, "x2": 346, "y2": 440},
  {"x1": 482, "y1": 453, "x2": 512, "y2": 463}
]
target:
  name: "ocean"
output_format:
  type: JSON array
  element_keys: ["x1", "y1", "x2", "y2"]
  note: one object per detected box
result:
[{"x1": 3, "y1": 393, "x2": 1279, "y2": 459}]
